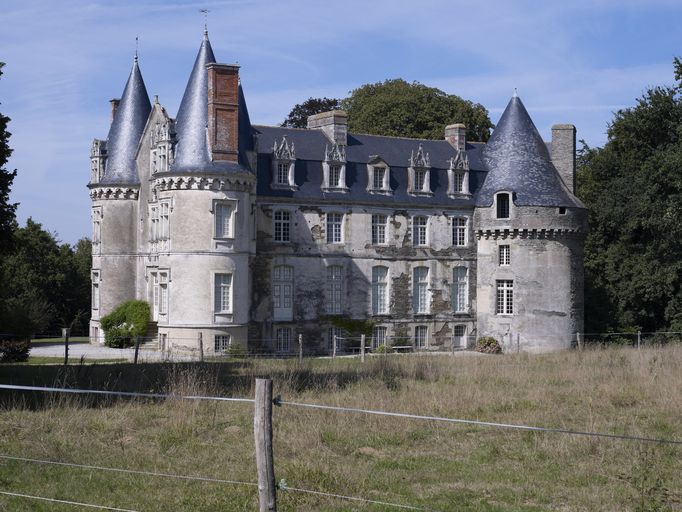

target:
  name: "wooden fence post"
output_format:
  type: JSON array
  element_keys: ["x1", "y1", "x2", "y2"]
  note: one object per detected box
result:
[
  {"x1": 298, "y1": 334, "x2": 303, "y2": 362},
  {"x1": 360, "y1": 334, "x2": 366, "y2": 363},
  {"x1": 254, "y1": 379, "x2": 277, "y2": 512},
  {"x1": 576, "y1": 332, "x2": 583, "y2": 351},
  {"x1": 133, "y1": 336, "x2": 141, "y2": 364},
  {"x1": 61, "y1": 327, "x2": 71, "y2": 366},
  {"x1": 332, "y1": 335, "x2": 337, "y2": 358},
  {"x1": 637, "y1": 331, "x2": 641, "y2": 350},
  {"x1": 516, "y1": 333, "x2": 520, "y2": 353},
  {"x1": 198, "y1": 332, "x2": 204, "y2": 362}
]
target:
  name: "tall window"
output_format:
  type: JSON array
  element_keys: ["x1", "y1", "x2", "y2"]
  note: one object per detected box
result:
[
  {"x1": 276, "y1": 162, "x2": 289, "y2": 185},
  {"x1": 372, "y1": 266, "x2": 389, "y2": 315},
  {"x1": 452, "y1": 217, "x2": 467, "y2": 246},
  {"x1": 273, "y1": 265, "x2": 293, "y2": 320},
  {"x1": 214, "y1": 273, "x2": 232, "y2": 313},
  {"x1": 327, "y1": 327, "x2": 342, "y2": 351},
  {"x1": 215, "y1": 203, "x2": 232, "y2": 238},
  {"x1": 159, "y1": 271, "x2": 168, "y2": 314},
  {"x1": 215, "y1": 335, "x2": 231, "y2": 352},
  {"x1": 453, "y1": 266, "x2": 468, "y2": 313},
  {"x1": 150, "y1": 205, "x2": 159, "y2": 243},
  {"x1": 497, "y1": 193, "x2": 510, "y2": 219},
  {"x1": 499, "y1": 245, "x2": 511, "y2": 266},
  {"x1": 413, "y1": 266, "x2": 429, "y2": 314},
  {"x1": 371, "y1": 214, "x2": 387, "y2": 245},
  {"x1": 415, "y1": 325, "x2": 428, "y2": 348},
  {"x1": 372, "y1": 326, "x2": 387, "y2": 349},
  {"x1": 92, "y1": 207, "x2": 102, "y2": 255},
  {"x1": 453, "y1": 325, "x2": 466, "y2": 348},
  {"x1": 453, "y1": 172, "x2": 464, "y2": 193},
  {"x1": 414, "y1": 169, "x2": 426, "y2": 191},
  {"x1": 276, "y1": 327, "x2": 291, "y2": 353},
  {"x1": 329, "y1": 165, "x2": 341, "y2": 188},
  {"x1": 160, "y1": 201, "x2": 170, "y2": 240},
  {"x1": 92, "y1": 271, "x2": 100, "y2": 310},
  {"x1": 373, "y1": 167, "x2": 385, "y2": 190},
  {"x1": 412, "y1": 216, "x2": 428, "y2": 246},
  {"x1": 496, "y1": 280, "x2": 514, "y2": 315},
  {"x1": 326, "y1": 265, "x2": 343, "y2": 314},
  {"x1": 326, "y1": 213, "x2": 343, "y2": 244},
  {"x1": 274, "y1": 210, "x2": 291, "y2": 243}
]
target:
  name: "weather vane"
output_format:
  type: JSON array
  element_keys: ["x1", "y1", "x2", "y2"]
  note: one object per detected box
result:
[
  {"x1": 199, "y1": 9, "x2": 210, "y2": 32},
  {"x1": 135, "y1": 36, "x2": 139, "y2": 61}
]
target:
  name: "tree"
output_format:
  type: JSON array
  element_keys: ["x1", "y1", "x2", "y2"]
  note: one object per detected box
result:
[
  {"x1": 0, "y1": 63, "x2": 18, "y2": 253},
  {"x1": 281, "y1": 97, "x2": 342, "y2": 128},
  {"x1": 577, "y1": 58, "x2": 682, "y2": 332},
  {"x1": 342, "y1": 79, "x2": 493, "y2": 142}
]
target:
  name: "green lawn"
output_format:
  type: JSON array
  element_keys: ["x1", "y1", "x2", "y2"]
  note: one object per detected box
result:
[{"x1": 30, "y1": 336, "x2": 89, "y2": 344}]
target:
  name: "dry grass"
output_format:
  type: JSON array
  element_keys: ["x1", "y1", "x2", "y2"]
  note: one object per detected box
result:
[{"x1": 0, "y1": 346, "x2": 680, "y2": 511}]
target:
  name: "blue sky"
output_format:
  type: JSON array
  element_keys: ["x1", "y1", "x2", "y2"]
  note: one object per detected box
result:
[{"x1": 2, "y1": 0, "x2": 681, "y2": 244}]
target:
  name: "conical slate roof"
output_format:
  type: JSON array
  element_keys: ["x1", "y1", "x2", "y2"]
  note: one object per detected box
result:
[
  {"x1": 170, "y1": 31, "x2": 216, "y2": 172},
  {"x1": 476, "y1": 95, "x2": 583, "y2": 208},
  {"x1": 100, "y1": 56, "x2": 151, "y2": 185}
]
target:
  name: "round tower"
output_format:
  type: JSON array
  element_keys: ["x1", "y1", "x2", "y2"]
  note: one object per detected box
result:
[
  {"x1": 88, "y1": 55, "x2": 151, "y2": 343},
  {"x1": 473, "y1": 95, "x2": 587, "y2": 352}
]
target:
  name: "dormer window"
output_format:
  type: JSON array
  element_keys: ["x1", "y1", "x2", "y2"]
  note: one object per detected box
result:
[
  {"x1": 322, "y1": 143, "x2": 348, "y2": 192},
  {"x1": 447, "y1": 149, "x2": 470, "y2": 198},
  {"x1": 408, "y1": 144, "x2": 432, "y2": 196},
  {"x1": 149, "y1": 121, "x2": 174, "y2": 175},
  {"x1": 496, "y1": 192, "x2": 511, "y2": 219},
  {"x1": 366, "y1": 156, "x2": 391, "y2": 195},
  {"x1": 90, "y1": 139, "x2": 106, "y2": 184},
  {"x1": 272, "y1": 136, "x2": 297, "y2": 189}
]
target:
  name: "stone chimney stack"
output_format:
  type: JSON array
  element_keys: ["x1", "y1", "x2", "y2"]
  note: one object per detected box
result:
[
  {"x1": 207, "y1": 63, "x2": 240, "y2": 162},
  {"x1": 551, "y1": 124, "x2": 577, "y2": 195},
  {"x1": 110, "y1": 98, "x2": 120, "y2": 122},
  {"x1": 307, "y1": 110, "x2": 347, "y2": 146},
  {"x1": 445, "y1": 123, "x2": 466, "y2": 151}
]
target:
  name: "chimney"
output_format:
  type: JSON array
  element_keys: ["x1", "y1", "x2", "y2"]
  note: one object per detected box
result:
[
  {"x1": 551, "y1": 124, "x2": 577, "y2": 194},
  {"x1": 445, "y1": 123, "x2": 466, "y2": 151},
  {"x1": 207, "y1": 63, "x2": 240, "y2": 162},
  {"x1": 307, "y1": 110, "x2": 347, "y2": 146},
  {"x1": 110, "y1": 98, "x2": 120, "y2": 122}
]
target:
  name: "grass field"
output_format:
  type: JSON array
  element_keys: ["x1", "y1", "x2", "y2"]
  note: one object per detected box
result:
[{"x1": 0, "y1": 347, "x2": 680, "y2": 511}]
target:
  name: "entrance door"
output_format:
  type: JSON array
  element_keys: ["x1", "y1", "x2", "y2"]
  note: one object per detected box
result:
[{"x1": 453, "y1": 325, "x2": 466, "y2": 349}]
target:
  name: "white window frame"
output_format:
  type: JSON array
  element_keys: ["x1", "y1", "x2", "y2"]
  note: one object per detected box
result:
[
  {"x1": 92, "y1": 207, "x2": 102, "y2": 255},
  {"x1": 412, "y1": 216, "x2": 428, "y2": 247},
  {"x1": 453, "y1": 266, "x2": 468, "y2": 313},
  {"x1": 273, "y1": 209, "x2": 291, "y2": 243},
  {"x1": 271, "y1": 159, "x2": 296, "y2": 189},
  {"x1": 367, "y1": 161, "x2": 392, "y2": 195},
  {"x1": 415, "y1": 325, "x2": 428, "y2": 349},
  {"x1": 499, "y1": 245, "x2": 511, "y2": 266},
  {"x1": 327, "y1": 326, "x2": 343, "y2": 351},
  {"x1": 273, "y1": 265, "x2": 294, "y2": 321},
  {"x1": 413, "y1": 266, "x2": 430, "y2": 314},
  {"x1": 372, "y1": 326, "x2": 387, "y2": 349},
  {"x1": 496, "y1": 192, "x2": 511, "y2": 219},
  {"x1": 453, "y1": 325, "x2": 466, "y2": 348},
  {"x1": 214, "y1": 273, "x2": 233, "y2": 314},
  {"x1": 92, "y1": 270, "x2": 100, "y2": 310},
  {"x1": 276, "y1": 327, "x2": 292, "y2": 353},
  {"x1": 326, "y1": 265, "x2": 344, "y2": 315},
  {"x1": 372, "y1": 266, "x2": 389, "y2": 315},
  {"x1": 452, "y1": 217, "x2": 468, "y2": 247},
  {"x1": 371, "y1": 214, "x2": 387, "y2": 245},
  {"x1": 212, "y1": 199, "x2": 237, "y2": 241},
  {"x1": 159, "y1": 271, "x2": 169, "y2": 315},
  {"x1": 215, "y1": 334, "x2": 231, "y2": 352},
  {"x1": 326, "y1": 213, "x2": 344, "y2": 244},
  {"x1": 496, "y1": 280, "x2": 514, "y2": 315}
]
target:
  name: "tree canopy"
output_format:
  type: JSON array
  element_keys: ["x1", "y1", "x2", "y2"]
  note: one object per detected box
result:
[
  {"x1": 0, "y1": 62, "x2": 18, "y2": 252},
  {"x1": 281, "y1": 79, "x2": 493, "y2": 141},
  {"x1": 578, "y1": 58, "x2": 682, "y2": 332}
]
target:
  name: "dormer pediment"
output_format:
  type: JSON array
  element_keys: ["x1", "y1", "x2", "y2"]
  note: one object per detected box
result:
[{"x1": 273, "y1": 135, "x2": 296, "y2": 161}]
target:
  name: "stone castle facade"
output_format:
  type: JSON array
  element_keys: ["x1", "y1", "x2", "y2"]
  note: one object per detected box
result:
[{"x1": 88, "y1": 32, "x2": 587, "y2": 354}]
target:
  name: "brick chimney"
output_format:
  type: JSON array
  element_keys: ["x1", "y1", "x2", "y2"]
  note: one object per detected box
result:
[
  {"x1": 110, "y1": 98, "x2": 120, "y2": 122},
  {"x1": 445, "y1": 123, "x2": 466, "y2": 151},
  {"x1": 551, "y1": 124, "x2": 576, "y2": 194},
  {"x1": 207, "y1": 63, "x2": 240, "y2": 162},
  {"x1": 307, "y1": 110, "x2": 347, "y2": 146}
]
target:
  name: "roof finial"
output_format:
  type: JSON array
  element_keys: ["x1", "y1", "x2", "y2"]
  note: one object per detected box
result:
[
  {"x1": 200, "y1": 8, "x2": 210, "y2": 36},
  {"x1": 512, "y1": 88, "x2": 518, "y2": 98},
  {"x1": 134, "y1": 36, "x2": 139, "y2": 62}
]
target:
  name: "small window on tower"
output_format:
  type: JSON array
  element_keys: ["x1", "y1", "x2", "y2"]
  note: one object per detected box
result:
[
  {"x1": 559, "y1": 207, "x2": 566, "y2": 215},
  {"x1": 496, "y1": 193, "x2": 510, "y2": 219}
]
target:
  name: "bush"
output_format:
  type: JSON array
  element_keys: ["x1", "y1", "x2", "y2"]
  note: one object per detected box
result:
[
  {"x1": 227, "y1": 343, "x2": 246, "y2": 358},
  {"x1": 101, "y1": 300, "x2": 150, "y2": 348},
  {"x1": 475, "y1": 336, "x2": 503, "y2": 354},
  {"x1": 374, "y1": 344, "x2": 394, "y2": 354},
  {"x1": 0, "y1": 337, "x2": 30, "y2": 363}
]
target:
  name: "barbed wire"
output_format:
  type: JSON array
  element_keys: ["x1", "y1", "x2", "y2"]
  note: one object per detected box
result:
[{"x1": 0, "y1": 490, "x2": 139, "y2": 511}]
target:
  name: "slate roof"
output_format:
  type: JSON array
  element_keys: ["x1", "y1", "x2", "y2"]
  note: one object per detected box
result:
[
  {"x1": 100, "y1": 56, "x2": 151, "y2": 185},
  {"x1": 477, "y1": 95, "x2": 584, "y2": 208},
  {"x1": 253, "y1": 126, "x2": 485, "y2": 208}
]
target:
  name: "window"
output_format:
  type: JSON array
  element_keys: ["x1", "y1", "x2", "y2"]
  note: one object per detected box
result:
[
  {"x1": 326, "y1": 213, "x2": 343, "y2": 244},
  {"x1": 497, "y1": 193, "x2": 510, "y2": 219},
  {"x1": 413, "y1": 266, "x2": 429, "y2": 314},
  {"x1": 274, "y1": 210, "x2": 291, "y2": 243},
  {"x1": 414, "y1": 169, "x2": 426, "y2": 191},
  {"x1": 372, "y1": 266, "x2": 389, "y2": 315},
  {"x1": 160, "y1": 201, "x2": 170, "y2": 240},
  {"x1": 326, "y1": 265, "x2": 343, "y2": 314},
  {"x1": 372, "y1": 326, "x2": 387, "y2": 349},
  {"x1": 559, "y1": 207, "x2": 567, "y2": 215},
  {"x1": 276, "y1": 327, "x2": 291, "y2": 353},
  {"x1": 371, "y1": 214, "x2": 387, "y2": 245},
  {"x1": 215, "y1": 203, "x2": 232, "y2": 238},
  {"x1": 151, "y1": 201, "x2": 171, "y2": 251},
  {"x1": 496, "y1": 280, "x2": 514, "y2": 315},
  {"x1": 276, "y1": 162, "x2": 289, "y2": 185},
  {"x1": 92, "y1": 207, "x2": 102, "y2": 255},
  {"x1": 215, "y1": 335, "x2": 231, "y2": 352},
  {"x1": 453, "y1": 266, "x2": 468, "y2": 313},
  {"x1": 214, "y1": 273, "x2": 232, "y2": 313},
  {"x1": 453, "y1": 172, "x2": 465, "y2": 193},
  {"x1": 453, "y1": 325, "x2": 466, "y2": 348},
  {"x1": 329, "y1": 165, "x2": 341, "y2": 188},
  {"x1": 273, "y1": 265, "x2": 293, "y2": 320},
  {"x1": 415, "y1": 325, "x2": 428, "y2": 349},
  {"x1": 452, "y1": 217, "x2": 467, "y2": 246},
  {"x1": 327, "y1": 327, "x2": 342, "y2": 351},
  {"x1": 499, "y1": 245, "x2": 510, "y2": 266},
  {"x1": 92, "y1": 271, "x2": 100, "y2": 310},
  {"x1": 373, "y1": 167, "x2": 385, "y2": 190},
  {"x1": 150, "y1": 205, "x2": 159, "y2": 243},
  {"x1": 159, "y1": 272, "x2": 168, "y2": 314},
  {"x1": 412, "y1": 216, "x2": 428, "y2": 246}
]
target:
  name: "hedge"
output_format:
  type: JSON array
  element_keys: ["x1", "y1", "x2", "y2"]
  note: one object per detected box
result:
[{"x1": 100, "y1": 300, "x2": 150, "y2": 348}]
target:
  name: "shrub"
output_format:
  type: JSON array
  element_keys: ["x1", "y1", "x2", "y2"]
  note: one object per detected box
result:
[
  {"x1": 374, "y1": 344, "x2": 394, "y2": 354},
  {"x1": 0, "y1": 337, "x2": 30, "y2": 363},
  {"x1": 101, "y1": 300, "x2": 150, "y2": 348},
  {"x1": 228, "y1": 343, "x2": 246, "y2": 358},
  {"x1": 475, "y1": 336, "x2": 503, "y2": 354}
]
